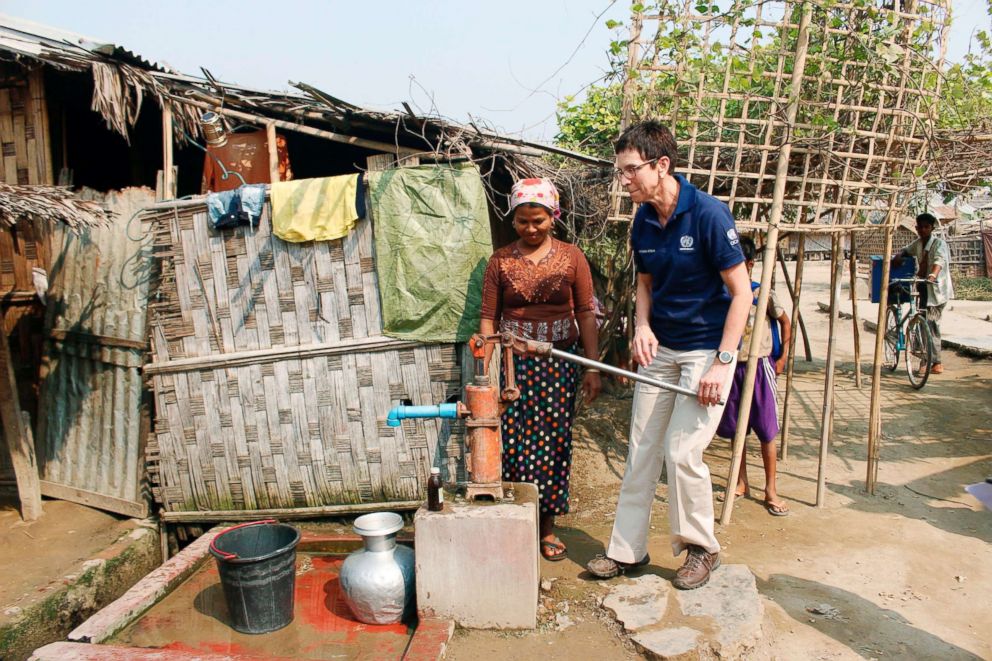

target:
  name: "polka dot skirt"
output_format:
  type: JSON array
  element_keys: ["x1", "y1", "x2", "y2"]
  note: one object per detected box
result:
[{"x1": 501, "y1": 343, "x2": 579, "y2": 515}]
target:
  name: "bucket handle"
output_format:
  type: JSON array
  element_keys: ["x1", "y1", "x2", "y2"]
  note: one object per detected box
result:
[{"x1": 209, "y1": 519, "x2": 278, "y2": 560}]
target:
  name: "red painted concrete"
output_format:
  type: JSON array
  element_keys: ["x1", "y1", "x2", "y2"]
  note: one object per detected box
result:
[
  {"x1": 59, "y1": 530, "x2": 426, "y2": 661},
  {"x1": 110, "y1": 553, "x2": 413, "y2": 660}
]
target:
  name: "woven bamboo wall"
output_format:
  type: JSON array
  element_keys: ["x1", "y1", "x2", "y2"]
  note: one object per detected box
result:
[
  {"x1": 0, "y1": 65, "x2": 52, "y2": 489},
  {"x1": 143, "y1": 202, "x2": 465, "y2": 513}
]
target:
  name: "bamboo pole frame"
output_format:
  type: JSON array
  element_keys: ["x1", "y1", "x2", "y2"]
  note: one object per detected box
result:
[
  {"x1": 617, "y1": 0, "x2": 948, "y2": 516},
  {"x1": 720, "y1": 5, "x2": 813, "y2": 526},
  {"x1": 866, "y1": 224, "x2": 895, "y2": 494},
  {"x1": 817, "y1": 234, "x2": 844, "y2": 506},
  {"x1": 776, "y1": 244, "x2": 812, "y2": 362},
  {"x1": 848, "y1": 231, "x2": 862, "y2": 389},
  {"x1": 779, "y1": 234, "x2": 806, "y2": 460}
]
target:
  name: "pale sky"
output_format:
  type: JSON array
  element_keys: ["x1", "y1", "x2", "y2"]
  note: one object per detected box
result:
[{"x1": 1, "y1": 0, "x2": 988, "y2": 143}]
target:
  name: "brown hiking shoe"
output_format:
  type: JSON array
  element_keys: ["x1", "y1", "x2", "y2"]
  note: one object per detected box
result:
[
  {"x1": 586, "y1": 553, "x2": 651, "y2": 579},
  {"x1": 672, "y1": 545, "x2": 720, "y2": 590}
]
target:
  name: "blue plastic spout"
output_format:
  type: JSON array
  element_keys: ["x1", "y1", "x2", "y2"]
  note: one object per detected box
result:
[{"x1": 386, "y1": 403, "x2": 460, "y2": 427}]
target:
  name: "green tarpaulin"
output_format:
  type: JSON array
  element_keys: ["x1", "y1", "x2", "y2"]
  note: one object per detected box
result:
[{"x1": 368, "y1": 163, "x2": 494, "y2": 343}]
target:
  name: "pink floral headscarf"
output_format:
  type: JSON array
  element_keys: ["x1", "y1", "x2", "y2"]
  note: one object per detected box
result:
[{"x1": 510, "y1": 178, "x2": 561, "y2": 219}]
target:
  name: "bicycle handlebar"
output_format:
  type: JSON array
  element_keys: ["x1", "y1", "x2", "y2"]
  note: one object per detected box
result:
[{"x1": 890, "y1": 277, "x2": 931, "y2": 285}]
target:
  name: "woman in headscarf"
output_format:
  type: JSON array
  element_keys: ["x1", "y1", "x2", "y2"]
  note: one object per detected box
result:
[{"x1": 479, "y1": 178, "x2": 601, "y2": 561}]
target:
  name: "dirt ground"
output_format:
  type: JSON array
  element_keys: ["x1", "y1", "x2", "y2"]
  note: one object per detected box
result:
[
  {"x1": 447, "y1": 262, "x2": 992, "y2": 660},
  {"x1": 0, "y1": 498, "x2": 138, "y2": 626}
]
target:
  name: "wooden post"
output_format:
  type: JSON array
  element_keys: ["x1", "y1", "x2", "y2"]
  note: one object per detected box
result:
[
  {"x1": 171, "y1": 96, "x2": 417, "y2": 157},
  {"x1": 0, "y1": 313, "x2": 43, "y2": 521},
  {"x1": 866, "y1": 224, "x2": 895, "y2": 494},
  {"x1": 161, "y1": 104, "x2": 175, "y2": 200},
  {"x1": 779, "y1": 235, "x2": 806, "y2": 460},
  {"x1": 721, "y1": 5, "x2": 812, "y2": 526},
  {"x1": 848, "y1": 231, "x2": 862, "y2": 389},
  {"x1": 776, "y1": 243, "x2": 812, "y2": 362},
  {"x1": 266, "y1": 122, "x2": 280, "y2": 184},
  {"x1": 816, "y1": 235, "x2": 843, "y2": 507}
]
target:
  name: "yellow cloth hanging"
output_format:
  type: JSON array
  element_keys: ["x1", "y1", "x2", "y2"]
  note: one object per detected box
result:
[{"x1": 271, "y1": 174, "x2": 360, "y2": 242}]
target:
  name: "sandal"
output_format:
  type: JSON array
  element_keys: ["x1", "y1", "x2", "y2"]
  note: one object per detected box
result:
[
  {"x1": 585, "y1": 552, "x2": 651, "y2": 579},
  {"x1": 717, "y1": 487, "x2": 750, "y2": 503},
  {"x1": 765, "y1": 500, "x2": 790, "y2": 517},
  {"x1": 540, "y1": 539, "x2": 567, "y2": 562}
]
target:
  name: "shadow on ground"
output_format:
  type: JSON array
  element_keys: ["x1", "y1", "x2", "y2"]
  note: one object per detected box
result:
[{"x1": 759, "y1": 574, "x2": 983, "y2": 660}]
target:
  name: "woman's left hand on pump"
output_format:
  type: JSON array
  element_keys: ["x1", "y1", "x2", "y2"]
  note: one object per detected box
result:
[
  {"x1": 697, "y1": 363, "x2": 730, "y2": 407},
  {"x1": 582, "y1": 371, "x2": 601, "y2": 404}
]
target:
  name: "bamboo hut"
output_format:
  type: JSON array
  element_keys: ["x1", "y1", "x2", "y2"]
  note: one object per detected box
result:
[{"x1": 0, "y1": 15, "x2": 609, "y2": 526}]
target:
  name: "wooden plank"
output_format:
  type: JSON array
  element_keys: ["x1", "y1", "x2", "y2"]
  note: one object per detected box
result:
[
  {"x1": 266, "y1": 122, "x2": 279, "y2": 183},
  {"x1": 0, "y1": 314, "x2": 42, "y2": 520},
  {"x1": 48, "y1": 328, "x2": 148, "y2": 351},
  {"x1": 160, "y1": 499, "x2": 422, "y2": 523},
  {"x1": 170, "y1": 96, "x2": 419, "y2": 157},
  {"x1": 68, "y1": 528, "x2": 221, "y2": 644},
  {"x1": 143, "y1": 335, "x2": 423, "y2": 375},
  {"x1": 33, "y1": 642, "x2": 277, "y2": 661},
  {"x1": 161, "y1": 103, "x2": 175, "y2": 199},
  {"x1": 28, "y1": 69, "x2": 53, "y2": 185},
  {"x1": 39, "y1": 480, "x2": 147, "y2": 518}
]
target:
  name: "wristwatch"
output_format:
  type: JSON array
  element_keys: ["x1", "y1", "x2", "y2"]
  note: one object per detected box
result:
[{"x1": 717, "y1": 350, "x2": 734, "y2": 365}]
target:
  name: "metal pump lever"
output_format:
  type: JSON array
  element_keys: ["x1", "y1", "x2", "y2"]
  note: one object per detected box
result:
[{"x1": 521, "y1": 337, "x2": 725, "y2": 405}]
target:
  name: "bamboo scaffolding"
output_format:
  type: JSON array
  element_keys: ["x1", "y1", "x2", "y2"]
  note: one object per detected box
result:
[
  {"x1": 619, "y1": 0, "x2": 947, "y2": 516},
  {"x1": 720, "y1": 4, "x2": 813, "y2": 526}
]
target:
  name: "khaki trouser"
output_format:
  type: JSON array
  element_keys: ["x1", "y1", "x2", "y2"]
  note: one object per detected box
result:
[{"x1": 607, "y1": 346, "x2": 736, "y2": 560}]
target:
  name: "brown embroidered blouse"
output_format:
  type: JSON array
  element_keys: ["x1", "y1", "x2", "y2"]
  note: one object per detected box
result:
[{"x1": 480, "y1": 239, "x2": 595, "y2": 344}]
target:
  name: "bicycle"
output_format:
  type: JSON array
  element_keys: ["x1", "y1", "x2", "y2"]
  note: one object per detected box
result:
[{"x1": 882, "y1": 277, "x2": 935, "y2": 389}]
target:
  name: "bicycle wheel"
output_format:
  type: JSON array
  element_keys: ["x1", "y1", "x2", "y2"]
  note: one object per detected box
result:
[
  {"x1": 882, "y1": 308, "x2": 899, "y2": 372},
  {"x1": 906, "y1": 315, "x2": 933, "y2": 389}
]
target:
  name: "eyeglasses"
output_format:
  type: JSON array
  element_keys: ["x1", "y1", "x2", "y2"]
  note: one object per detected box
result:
[{"x1": 613, "y1": 158, "x2": 658, "y2": 181}]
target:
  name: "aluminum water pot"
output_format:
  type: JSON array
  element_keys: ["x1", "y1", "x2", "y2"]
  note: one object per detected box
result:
[{"x1": 339, "y1": 512, "x2": 415, "y2": 624}]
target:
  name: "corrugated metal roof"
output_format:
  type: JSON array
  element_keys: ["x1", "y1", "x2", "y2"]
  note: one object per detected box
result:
[{"x1": 0, "y1": 13, "x2": 169, "y2": 71}]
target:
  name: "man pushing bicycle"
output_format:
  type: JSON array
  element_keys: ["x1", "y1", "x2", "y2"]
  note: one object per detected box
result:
[{"x1": 892, "y1": 212, "x2": 954, "y2": 375}]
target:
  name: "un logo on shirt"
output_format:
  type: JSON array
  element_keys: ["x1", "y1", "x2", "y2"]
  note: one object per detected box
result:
[
  {"x1": 680, "y1": 235, "x2": 694, "y2": 251},
  {"x1": 727, "y1": 228, "x2": 740, "y2": 245}
]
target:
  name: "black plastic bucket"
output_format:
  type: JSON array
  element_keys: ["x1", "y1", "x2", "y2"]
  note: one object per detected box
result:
[{"x1": 209, "y1": 520, "x2": 301, "y2": 634}]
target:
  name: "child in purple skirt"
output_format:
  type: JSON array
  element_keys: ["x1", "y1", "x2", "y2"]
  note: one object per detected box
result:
[{"x1": 716, "y1": 237, "x2": 792, "y2": 516}]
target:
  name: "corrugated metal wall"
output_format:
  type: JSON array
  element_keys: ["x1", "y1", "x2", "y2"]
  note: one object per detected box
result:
[{"x1": 35, "y1": 187, "x2": 155, "y2": 517}]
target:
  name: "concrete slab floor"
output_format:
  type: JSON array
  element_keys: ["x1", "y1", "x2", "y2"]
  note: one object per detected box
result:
[{"x1": 109, "y1": 552, "x2": 415, "y2": 660}]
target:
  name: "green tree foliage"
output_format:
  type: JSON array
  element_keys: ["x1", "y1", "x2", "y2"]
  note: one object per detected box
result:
[{"x1": 940, "y1": 29, "x2": 992, "y2": 129}]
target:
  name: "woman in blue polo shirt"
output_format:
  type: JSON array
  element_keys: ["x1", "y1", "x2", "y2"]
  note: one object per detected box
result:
[{"x1": 587, "y1": 120, "x2": 750, "y2": 591}]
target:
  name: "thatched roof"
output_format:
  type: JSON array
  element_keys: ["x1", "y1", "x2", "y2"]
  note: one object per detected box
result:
[
  {"x1": 0, "y1": 183, "x2": 109, "y2": 230},
  {"x1": 0, "y1": 14, "x2": 608, "y2": 166}
]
